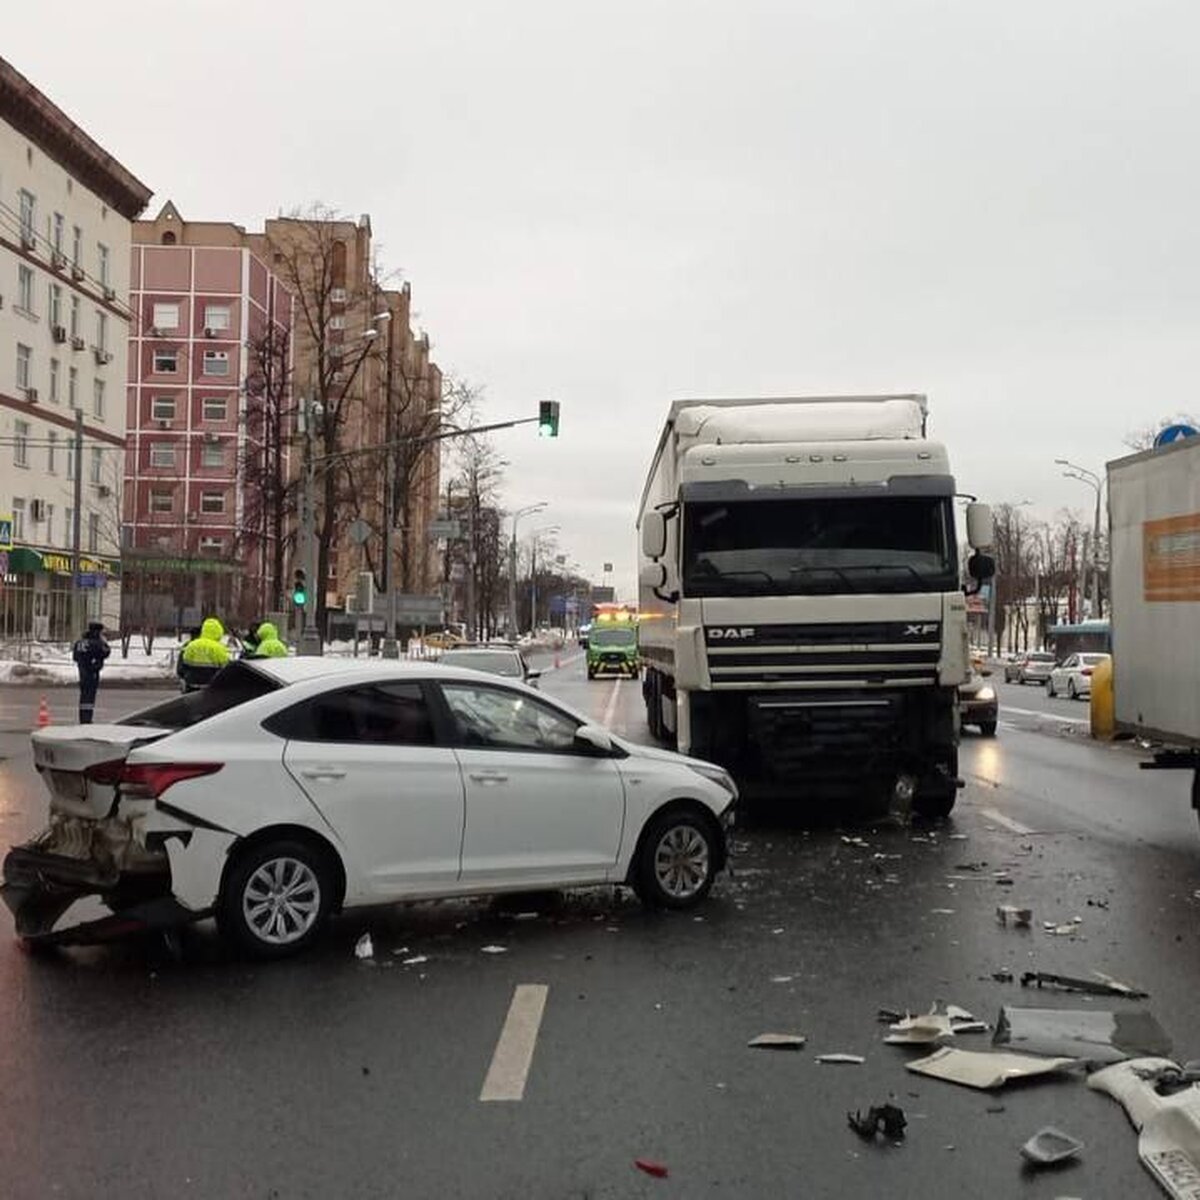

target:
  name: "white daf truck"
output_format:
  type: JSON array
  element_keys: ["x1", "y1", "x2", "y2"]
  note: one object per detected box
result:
[{"x1": 637, "y1": 395, "x2": 994, "y2": 816}]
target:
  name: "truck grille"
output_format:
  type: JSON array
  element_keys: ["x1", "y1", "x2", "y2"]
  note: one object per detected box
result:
[{"x1": 705, "y1": 621, "x2": 941, "y2": 689}]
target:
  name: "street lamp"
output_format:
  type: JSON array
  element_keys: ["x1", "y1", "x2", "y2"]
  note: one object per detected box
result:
[
  {"x1": 508, "y1": 502, "x2": 547, "y2": 637},
  {"x1": 1055, "y1": 459, "x2": 1103, "y2": 620},
  {"x1": 528, "y1": 524, "x2": 560, "y2": 633}
]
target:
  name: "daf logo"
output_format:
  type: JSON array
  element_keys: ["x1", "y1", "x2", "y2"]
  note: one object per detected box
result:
[
  {"x1": 709, "y1": 627, "x2": 756, "y2": 640},
  {"x1": 903, "y1": 623, "x2": 938, "y2": 636}
]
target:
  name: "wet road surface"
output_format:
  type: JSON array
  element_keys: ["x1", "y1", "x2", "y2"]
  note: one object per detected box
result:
[{"x1": 0, "y1": 658, "x2": 1197, "y2": 1197}]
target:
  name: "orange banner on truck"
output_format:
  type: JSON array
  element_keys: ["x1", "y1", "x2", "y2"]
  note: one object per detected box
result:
[{"x1": 1144, "y1": 513, "x2": 1200, "y2": 601}]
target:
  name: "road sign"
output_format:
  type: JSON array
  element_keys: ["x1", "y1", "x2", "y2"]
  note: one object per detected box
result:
[
  {"x1": 0, "y1": 516, "x2": 12, "y2": 551},
  {"x1": 348, "y1": 518, "x2": 371, "y2": 545},
  {"x1": 392, "y1": 593, "x2": 445, "y2": 624},
  {"x1": 1155, "y1": 424, "x2": 1198, "y2": 447},
  {"x1": 427, "y1": 519, "x2": 462, "y2": 540},
  {"x1": 603, "y1": 562, "x2": 613, "y2": 573}
]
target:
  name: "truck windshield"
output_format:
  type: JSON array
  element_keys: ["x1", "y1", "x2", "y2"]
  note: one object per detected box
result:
[
  {"x1": 590, "y1": 627, "x2": 637, "y2": 647},
  {"x1": 682, "y1": 496, "x2": 956, "y2": 596}
]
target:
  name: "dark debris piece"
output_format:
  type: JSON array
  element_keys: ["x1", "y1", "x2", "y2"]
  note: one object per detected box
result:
[{"x1": 848, "y1": 1103, "x2": 907, "y2": 1142}]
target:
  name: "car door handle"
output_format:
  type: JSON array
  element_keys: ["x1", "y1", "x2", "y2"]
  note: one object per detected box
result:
[
  {"x1": 469, "y1": 770, "x2": 509, "y2": 785},
  {"x1": 301, "y1": 767, "x2": 346, "y2": 781}
]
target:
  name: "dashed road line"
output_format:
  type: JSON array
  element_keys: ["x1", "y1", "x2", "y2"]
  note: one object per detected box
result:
[
  {"x1": 1002, "y1": 704, "x2": 1088, "y2": 728},
  {"x1": 601, "y1": 679, "x2": 622, "y2": 729},
  {"x1": 480, "y1": 984, "x2": 549, "y2": 1102},
  {"x1": 979, "y1": 806, "x2": 1034, "y2": 835}
]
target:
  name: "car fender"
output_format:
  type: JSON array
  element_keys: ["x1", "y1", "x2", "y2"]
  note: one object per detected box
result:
[
  {"x1": 612, "y1": 779, "x2": 727, "y2": 879},
  {"x1": 164, "y1": 827, "x2": 238, "y2": 912}
]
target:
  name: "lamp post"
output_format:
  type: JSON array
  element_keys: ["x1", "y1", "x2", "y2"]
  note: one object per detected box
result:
[
  {"x1": 1055, "y1": 459, "x2": 1103, "y2": 619},
  {"x1": 528, "y1": 524, "x2": 560, "y2": 633},
  {"x1": 508, "y1": 503, "x2": 546, "y2": 637}
]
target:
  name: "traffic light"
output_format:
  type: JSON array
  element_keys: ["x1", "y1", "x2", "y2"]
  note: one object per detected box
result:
[
  {"x1": 292, "y1": 568, "x2": 308, "y2": 607},
  {"x1": 537, "y1": 400, "x2": 560, "y2": 438}
]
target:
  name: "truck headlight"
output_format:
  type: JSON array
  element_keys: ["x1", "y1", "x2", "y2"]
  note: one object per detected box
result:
[
  {"x1": 977, "y1": 687, "x2": 996, "y2": 702},
  {"x1": 688, "y1": 762, "x2": 738, "y2": 800}
]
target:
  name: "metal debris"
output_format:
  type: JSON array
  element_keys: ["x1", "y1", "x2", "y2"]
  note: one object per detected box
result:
[
  {"x1": 995, "y1": 1005, "x2": 1171, "y2": 1065},
  {"x1": 848, "y1": 1102, "x2": 907, "y2": 1142},
  {"x1": 1021, "y1": 970, "x2": 1149, "y2": 999}
]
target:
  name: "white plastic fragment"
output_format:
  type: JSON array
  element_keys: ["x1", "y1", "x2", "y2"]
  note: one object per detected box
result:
[
  {"x1": 748, "y1": 1033, "x2": 807, "y2": 1050},
  {"x1": 354, "y1": 933, "x2": 374, "y2": 960},
  {"x1": 481, "y1": 945, "x2": 508, "y2": 954},
  {"x1": 1020, "y1": 1126, "x2": 1084, "y2": 1167},
  {"x1": 816, "y1": 1053, "x2": 865, "y2": 1064},
  {"x1": 905, "y1": 1047, "x2": 1075, "y2": 1090},
  {"x1": 402, "y1": 955, "x2": 429, "y2": 966}
]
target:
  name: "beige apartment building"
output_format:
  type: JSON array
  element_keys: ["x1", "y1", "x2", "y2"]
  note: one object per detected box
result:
[{"x1": 0, "y1": 57, "x2": 151, "y2": 640}]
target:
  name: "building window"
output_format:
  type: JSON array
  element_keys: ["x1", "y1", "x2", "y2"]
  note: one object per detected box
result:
[
  {"x1": 18, "y1": 265, "x2": 35, "y2": 314},
  {"x1": 68, "y1": 365, "x2": 78, "y2": 409},
  {"x1": 90, "y1": 446, "x2": 102, "y2": 484},
  {"x1": 202, "y1": 350, "x2": 229, "y2": 376},
  {"x1": 200, "y1": 491, "x2": 225, "y2": 514},
  {"x1": 11, "y1": 498, "x2": 26, "y2": 541},
  {"x1": 47, "y1": 430, "x2": 58, "y2": 473},
  {"x1": 201, "y1": 396, "x2": 228, "y2": 421},
  {"x1": 153, "y1": 349, "x2": 178, "y2": 374},
  {"x1": 44, "y1": 502, "x2": 54, "y2": 545},
  {"x1": 98, "y1": 244, "x2": 110, "y2": 288},
  {"x1": 72, "y1": 225, "x2": 82, "y2": 268},
  {"x1": 70, "y1": 294, "x2": 80, "y2": 339},
  {"x1": 88, "y1": 511, "x2": 99, "y2": 553},
  {"x1": 201, "y1": 442, "x2": 225, "y2": 469},
  {"x1": 16, "y1": 344, "x2": 32, "y2": 391},
  {"x1": 204, "y1": 304, "x2": 231, "y2": 331},
  {"x1": 93, "y1": 379, "x2": 105, "y2": 419},
  {"x1": 14, "y1": 420, "x2": 30, "y2": 467},
  {"x1": 329, "y1": 315, "x2": 345, "y2": 331},
  {"x1": 65, "y1": 507, "x2": 74, "y2": 538},
  {"x1": 66, "y1": 443, "x2": 75, "y2": 479},
  {"x1": 19, "y1": 190, "x2": 35, "y2": 243},
  {"x1": 150, "y1": 488, "x2": 174, "y2": 513},
  {"x1": 49, "y1": 358, "x2": 60, "y2": 404},
  {"x1": 151, "y1": 396, "x2": 176, "y2": 421},
  {"x1": 96, "y1": 311, "x2": 108, "y2": 352},
  {"x1": 152, "y1": 302, "x2": 179, "y2": 330},
  {"x1": 52, "y1": 212, "x2": 64, "y2": 254},
  {"x1": 49, "y1": 283, "x2": 62, "y2": 329},
  {"x1": 161, "y1": 231, "x2": 176, "y2": 245},
  {"x1": 149, "y1": 443, "x2": 176, "y2": 468},
  {"x1": 199, "y1": 536, "x2": 225, "y2": 555}
]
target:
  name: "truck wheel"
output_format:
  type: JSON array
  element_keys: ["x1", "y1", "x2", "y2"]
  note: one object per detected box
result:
[
  {"x1": 632, "y1": 807, "x2": 719, "y2": 909},
  {"x1": 586, "y1": 667, "x2": 596, "y2": 680},
  {"x1": 914, "y1": 787, "x2": 956, "y2": 819}
]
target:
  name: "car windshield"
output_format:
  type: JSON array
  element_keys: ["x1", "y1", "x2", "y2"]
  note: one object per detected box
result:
[
  {"x1": 1081, "y1": 654, "x2": 1109, "y2": 665},
  {"x1": 682, "y1": 495, "x2": 957, "y2": 597},
  {"x1": 440, "y1": 650, "x2": 524, "y2": 677},
  {"x1": 590, "y1": 627, "x2": 637, "y2": 647},
  {"x1": 119, "y1": 662, "x2": 282, "y2": 729}
]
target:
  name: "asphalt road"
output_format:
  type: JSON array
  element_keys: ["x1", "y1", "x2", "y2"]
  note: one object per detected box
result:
[{"x1": 0, "y1": 657, "x2": 1197, "y2": 1198}]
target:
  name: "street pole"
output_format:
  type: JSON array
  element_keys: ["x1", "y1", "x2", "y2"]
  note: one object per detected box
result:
[
  {"x1": 1092, "y1": 482, "x2": 1103, "y2": 619},
  {"x1": 71, "y1": 408, "x2": 83, "y2": 633},
  {"x1": 508, "y1": 525, "x2": 518, "y2": 639},
  {"x1": 465, "y1": 482, "x2": 477, "y2": 641},
  {"x1": 381, "y1": 315, "x2": 399, "y2": 658},
  {"x1": 297, "y1": 393, "x2": 322, "y2": 656}
]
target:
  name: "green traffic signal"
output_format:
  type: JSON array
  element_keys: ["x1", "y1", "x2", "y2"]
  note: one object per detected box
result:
[
  {"x1": 538, "y1": 400, "x2": 560, "y2": 438},
  {"x1": 292, "y1": 568, "x2": 307, "y2": 607}
]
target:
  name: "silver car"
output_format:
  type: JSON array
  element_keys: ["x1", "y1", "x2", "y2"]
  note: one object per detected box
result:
[{"x1": 1008, "y1": 651, "x2": 1056, "y2": 685}]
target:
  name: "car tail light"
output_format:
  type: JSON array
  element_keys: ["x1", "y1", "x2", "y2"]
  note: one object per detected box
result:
[
  {"x1": 118, "y1": 762, "x2": 224, "y2": 799},
  {"x1": 83, "y1": 758, "x2": 127, "y2": 786},
  {"x1": 1082, "y1": 667, "x2": 1094, "y2": 676}
]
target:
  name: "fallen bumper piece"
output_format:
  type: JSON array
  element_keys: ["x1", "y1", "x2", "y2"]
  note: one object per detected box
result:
[
  {"x1": 905, "y1": 1046, "x2": 1076, "y2": 1090},
  {"x1": 995, "y1": 1005, "x2": 1171, "y2": 1066},
  {"x1": 1089, "y1": 1057, "x2": 1200, "y2": 1199}
]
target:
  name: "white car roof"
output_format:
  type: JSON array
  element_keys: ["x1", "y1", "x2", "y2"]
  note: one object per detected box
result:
[{"x1": 246, "y1": 656, "x2": 511, "y2": 686}]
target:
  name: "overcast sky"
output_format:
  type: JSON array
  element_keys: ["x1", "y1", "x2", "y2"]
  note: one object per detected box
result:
[{"x1": 9, "y1": 1, "x2": 1199, "y2": 595}]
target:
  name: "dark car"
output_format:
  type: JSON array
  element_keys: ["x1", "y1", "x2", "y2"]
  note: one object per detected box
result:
[
  {"x1": 438, "y1": 646, "x2": 541, "y2": 686},
  {"x1": 959, "y1": 674, "x2": 998, "y2": 736}
]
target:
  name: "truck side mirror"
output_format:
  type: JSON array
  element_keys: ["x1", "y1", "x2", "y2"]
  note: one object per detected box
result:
[
  {"x1": 640, "y1": 562, "x2": 667, "y2": 589},
  {"x1": 966, "y1": 502, "x2": 994, "y2": 549},
  {"x1": 641, "y1": 511, "x2": 666, "y2": 559}
]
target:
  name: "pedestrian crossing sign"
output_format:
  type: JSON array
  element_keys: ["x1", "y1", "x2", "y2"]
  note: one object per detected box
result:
[{"x1": 0, "y1": 515, "x2": 12, "y2": 551}]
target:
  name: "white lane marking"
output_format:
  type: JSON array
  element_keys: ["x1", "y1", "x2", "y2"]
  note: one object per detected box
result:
[
  {"x1": 1002, "y1": 704, "x2": 1088, "y2": 728},
  {"x1": 979, "y1": 807, "x2": 1034, "y2": 835},
  {"x1": 601, "y1": 679, "x2": 622, "y2": 729},
  {"x1": 480, "y1": 984, "x2": 549, "y2": 1102}
]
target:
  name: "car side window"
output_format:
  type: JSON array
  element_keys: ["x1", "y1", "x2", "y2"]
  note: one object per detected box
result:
[
  {"x1": 440, "y1": 682, "x2": 579, "y2": 752},
  {"x1": 1064, "y1": 654, "x2": 1078, "y2": 667},
  {"x1": 265, "y1": 682, "x2": 436, "y2": 745}
]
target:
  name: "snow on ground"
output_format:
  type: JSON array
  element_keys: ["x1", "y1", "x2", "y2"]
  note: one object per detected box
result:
[{"x1": 0, "y1": 641, "x2": 178, "y2": 685}]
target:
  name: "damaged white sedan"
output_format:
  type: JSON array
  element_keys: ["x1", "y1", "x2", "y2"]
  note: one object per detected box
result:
[{"x1": 3, "y1": 658, "x2": 736, "y2": 958}]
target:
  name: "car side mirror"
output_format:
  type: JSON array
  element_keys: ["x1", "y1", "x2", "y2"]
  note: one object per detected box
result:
[
  {"x1": 526, "y1": 669, "x2": 542, "y2": 681},
  {"x1": 641, "y1": 511, "x2": 666, "y2": 559},
  {"x1": 574, "y1": 723, "x2": 614, "y2": 755}
]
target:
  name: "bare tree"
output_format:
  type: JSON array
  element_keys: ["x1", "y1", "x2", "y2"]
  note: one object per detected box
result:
[{"x1": 1124, "y1": 412, "x2": 1200, "y2": 452}]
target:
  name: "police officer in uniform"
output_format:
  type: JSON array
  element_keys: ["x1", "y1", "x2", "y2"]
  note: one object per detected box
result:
[{"x1": 72, "y1": 621, "x2": 110, "y2": 724}]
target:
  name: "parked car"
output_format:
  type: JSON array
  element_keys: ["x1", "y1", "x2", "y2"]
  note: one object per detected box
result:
[
  {"x1": 1046, "y1": 652, "x2": 1111, "y2": 699},
  {"x1": 4, "y1": 659, "x2": 736, "y2": 958},
  {"x1": 422, "y1": 630, "x2": 466, "y2": 652},
  {"x1": 1005, "y1": 651, "x2": 1057, "y2": 685},
  {"x1": 958, "y1": 674, "x2": 998, "y2": 736},
  {"x1": 440, "y1": 645, "x2": 541, "y2": 686}
]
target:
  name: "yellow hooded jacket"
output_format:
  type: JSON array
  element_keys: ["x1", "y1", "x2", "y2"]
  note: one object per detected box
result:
[
  {"x1": 182, "y1": 617, "x2": 231, "y2": 666},
  {"x1": 255, "y1": 621, "x2": 288, "y2": 658}
]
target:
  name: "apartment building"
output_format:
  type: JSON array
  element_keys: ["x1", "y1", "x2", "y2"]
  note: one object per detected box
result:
[
  {"x1": 0, "y1": 57, "x2": 151, "y2": 640},
  {"x1": 127, "y1": 202, "x2": 294, "y2": 626}
]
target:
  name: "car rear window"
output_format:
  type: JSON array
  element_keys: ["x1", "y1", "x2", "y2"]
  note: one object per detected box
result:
[
  {"x1": 1030, "y1": 653, "x2": 1055, "y2": 662},
  {"x1": 440, "y1": 650, "x2": 523, "y2": 676},
  {"x1": 1081, "y1": 654, "x2": 1109, "y2": 664},
  {"x1": 120, "y1": 662, "x2": 282, "y2": 730}
]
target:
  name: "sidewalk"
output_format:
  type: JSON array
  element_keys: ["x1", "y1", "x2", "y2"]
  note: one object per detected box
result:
[{"x1": 0, "y1": 641, "x2": 178, "y2": 687}]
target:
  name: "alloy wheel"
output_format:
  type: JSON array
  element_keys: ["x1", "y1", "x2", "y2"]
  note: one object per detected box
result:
[
  {"x1": 242, "y1": 856, "x2": 323, "y2": 946},
  {"x1": 653, "y1": 824, "x2": 711, "y2": 901}
]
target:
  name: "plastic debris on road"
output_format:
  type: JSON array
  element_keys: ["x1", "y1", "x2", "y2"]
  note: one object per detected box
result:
[
  {"x1": 1089, "y1": 1057, "x2": 1200, "y2": 1199},
  {"x1": 1020, "y1": 1126, "x2": 1084, "y2": 1167},
  {"x1": 481, "y1": 945, "x2": 508, "y2": 954},
  {"x1": 401, "y1": 955, "x2": 429, "y2": 966},
  {"x1": 354, "y1": 933, "x2": 374, "y2": 960},
  {"x1": 904, "y1": 1047, "x2": 1076, "y2": 1090},
  {"x1": 884, "y1": 1004, "x2": 989, "y2": 1044},
  {"x1": 748, "y1": 1033, "x2": 807, "y2": 1050},
  {"x1": 997, "y1": 905, "x2": 1033, "y2": 928},
  {"x1": 817, "y1": 1053, "x2": 866, "y2": 1065},
  {"x1": 1020, "y1": 970, "x2": 1149, "y2": 1000},
  {"x1": 848, "y1": 1102, "x2": 907, "y2": 1142},
  {"x1": 994, "y1": 1005, "x2": 1171, "y2": 1066},
  {"x1": 1044, "y1": 917, "x2": 1084, "y2": 936},
  {"x1": 634, "y1": 1159, "x2": 669, "y2": 1179}
]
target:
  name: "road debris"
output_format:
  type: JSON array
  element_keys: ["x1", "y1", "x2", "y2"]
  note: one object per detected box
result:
[
  {"x1": 401, "y1": 955, "x2": 429, "y2": 966},
  {"x1": 354, "y1": 933, "x2": 374, "y2": 960},
  {"x1": 995, "y1": 1005, "x2": 1171, "y2": 1065},
  {"x1": 1089, "y1": 1057, "x2": 1200, "y2": 1199},
  {"x1": 848, "y1": 1102, "x2": 907, "y2": 1142},
  {"x1": 905, "y1": 1047, "x2": 1076, "y2": 1090},
  {"x1": 1020, "y1": 970, "x2": 1149, "y2": 999},
  {"x1": 841, "y1": 835, "x2": 869, "y2": 848},
  {"x1": 748, "y1": 1033, "x2": 807, "y2": 1050},
  {"x1": 991, "y1": 970, "x2": 1015, "y2": 983},
  {"x1": 769, "y1": 975, "x2": 794, "y2": 984},
  {"x1": 817, "y1": 1053, "x2": 866, "y2": 1065},
  {"x1": 1043, "y1": 917, "x2": 1084, "y2": 936},
  {"x1": 997, "y1": 905, "x2": 1033, "y2": 928},
  {"x1": 883, "y1": 1004, "x2": 989, "y2": 1044},
  {"x1": 930, "y1": 908, "x2": 956, "y2": 915},
  {"x1": 954, "y1": 861, "x2": 987, "y2": 872},
  {"x1": 634, "y1": 1159, "x2": 669, "y2": 1179},
  {"x1": 1020, "y1": 1126, "x2": 1084, "y2": 1167},
  {"x1": 481, "y1": 945, "x2": 508, "y2": 954}
]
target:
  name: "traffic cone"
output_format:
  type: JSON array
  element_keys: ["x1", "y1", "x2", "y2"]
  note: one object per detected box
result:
[
  {"x1": 554, "y1": 648, "x2": 561, "y2": 669},
  {"x1": 36, "y1": 695, "x2": 51, "y2": 728}
]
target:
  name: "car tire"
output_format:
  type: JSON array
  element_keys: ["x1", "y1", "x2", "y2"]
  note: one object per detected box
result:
[
  {"x1": 586, "y1": 667, "x2": 596, "y2": 680},
  {"x1": 632, "y1": 807, "x2": 719, "y2": 910},
  {"x1": 979, "y1": 720, "x2": 997, "y2": 737},
  {"x1": 1068, "y1": 679, "x2": 1078, "y2": 700},
  {"x1": 217, "y1": 838, "x2": 334, "y2": 960},
  {"x1": 1047, "y1": 679, "x2": 1055, "y2": 697},
  {"x1": 914, "y1": 785, "x2": 956, "y2": 819}
]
